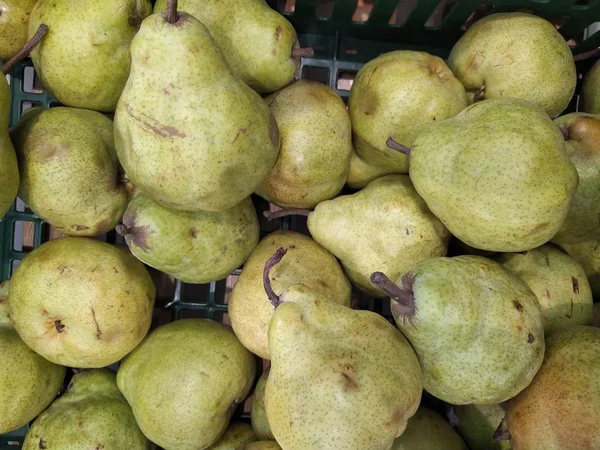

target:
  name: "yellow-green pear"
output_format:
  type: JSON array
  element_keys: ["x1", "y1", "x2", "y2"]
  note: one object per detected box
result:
[
  {"x1": 251, "y1": 369, "x2": 274, "y2": 440},
  {"x1": 0, "y1": 0, "x2": 37, "y2": 59},
  {"x1": 346, "y1": 149, "x2": 394, "y2": 190},
  {"x1": 451, "y1": 403, "x2": 511, "y2": 450},
  {"x1": 559, "y1": 240, "x2": 600, "y2": 298},
  {"x1": 582, "y1": 59, "x2": 600, "y2": 114},
  {"x1": 244, "y1": 442, "x2": 281, "y2": 450},
  {"x1": 0, "y1": 72, "x2": 18, "y2": 220},
  {"x1": 208, "y1": 422, "x2": 257, "y2": 450},
  {"x1": 448, "y1": 13, "x2": 576, "y2": 117}
]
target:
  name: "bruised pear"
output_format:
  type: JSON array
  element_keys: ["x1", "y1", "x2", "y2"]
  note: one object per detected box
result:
[{"x1": 559, "y1": 240, "x2": 600, "y2": 298}]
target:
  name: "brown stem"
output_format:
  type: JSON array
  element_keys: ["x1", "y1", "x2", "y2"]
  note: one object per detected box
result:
[
  {"x1": 1, "y1": 24, "x2": 48, "y2": 74},
  {"x1": 115, "y1": 224, "x2": 131, "y2": 236},
  {"x1": 559, "y1": 125, "x2": 569, "y2": 140},
  {"x1": 493, "y1": 419, "x2": 511, "y2": 443},
  {"x1": 263, "y1": 208, "x2": 311, "y2": 221},
  {"x1": 386, "y1": 137, "x2": 411, "y2": 156},
  {"x1": 164, "y1": 0, "x2": 179, "y2": 24},
  {"x1": 473, "y1": 85, "x2": 486, "y2": 103},
  {"x1": 574, "y1": 49, "x2": 598, "y2": 62},
  {"x1": 263, "y1": 247, "x2": 288, "y2": 308},
  {"x1": 292, "y1": 47, "x2": 315, "y2": 58},
  {"x1": 370, "y1": 272, "x2": 416, "y2": 319}
]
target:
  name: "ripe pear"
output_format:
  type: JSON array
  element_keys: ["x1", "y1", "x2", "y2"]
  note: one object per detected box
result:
[
  {"x1": 494, "y1": 244, "x2": 593, "y2": 333},
  {"x1": 582, "y1": 59, "x2": 600, "y2": 114},
  {"x1": 208, "y1": 422, "x2": 257, "y2": 450},
  {"x1": 8, "y1": 237, "x2": 155, "y2": 368},
  {"x1": 371, "y1": 256, "x2": 545, "y2": 404},
  {"x1": 230, "y1": 231, "x2": 351, "y2": 359},
  {"x1": 23, "y1": 369, "x2": 153, "y2": 450},
  {"x1": 117, "y1": 319, "x2": 257, "y2": 450},
  {"x1": 348, "y1": 50, "x2": 466, "y2": 176},
  {"x1": 153, "y1": 0, "x2": 305, "y2": 93},
  {"x1": 448, "y1": 12, "x2": 576, "y2": 117},
  {"x1": 346, "y1": 149, "x2": 395, "y2": 190},
  {"x1": 408, "y1": 98, "x2": 578, "y2": 252},
  {"x1": 114, "y1": 5, "x2": 280, "y2": 213},
  {"x1": 451, "y1": 403, "x2": 511, "y2": 450},
  {"x1": 0, "y1": 73, "x2": 18, "y2": 220},
  {"x1": 256, "y1": 80, "x2": 352, "y2": 208},
  {"x1": 0, "y1": 0, "x2": 37, "y2": 59},
  {"x1": 244, "y1": 443, "x2": 281, "y2": 450},
  {"x1": 11, "y1": 107, "x2": 129, "y2": 236},
  {"x1": 0, "y1": 281, "x2": 66, "y2": 434},
  {"x1": 28, "y1": 0, "x2": 152, "y2": 111},
  {"x1": 118, "y1": 192, "x2": 259, "y2": 283},
  {"x1": 251, "y1": 369, "x2": 274, "y2": 440},
  {"x1": 391, "y1": 406, "x2": 467, "y2": 450},
  {"x1": 559, "y1": 240, "x2": 600, "y2": 298},
  {"x1": 551, "y1": 113, "x2": 600, "y2": 244},
  {"x1": 505, "y1": 326, "x2": 600, "y2": 449}
]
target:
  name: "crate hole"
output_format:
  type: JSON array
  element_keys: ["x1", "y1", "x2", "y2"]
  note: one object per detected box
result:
[
  {"x1": 574, "y1": 0, "x2": 594, "y2": 4},
  {"x1": 6, "y1": 441, "x2": 20, "y2": 447},
  {"x1": 13, "y1": 221, "x2": 36, "y2": 251},
  {"x1": 11, "y1": 259, "x2": 21, "y2": 274},
  {"x1": 21, "y1": 101, "x2": 42, "y2": 114},
  {"x1": 352, "y1": 0, "x2": 373, "y2": 23},
  {"x1": 389, "y1": 0, "x2": 417, "y2": 25},
  {"x1": 23, "y1": 66, "x2": 44, "y2": 94},
  {"x1": 178, "y1": 308, "x2": 207, "y2": 319},
  {"x1": 180, "y1": 282, "x2": 211, "y2": 304},
  {"x1": 552, "y1": 15, "x2": 570, "y2": 30},
  {"x1": 425, "y1": 0, "x2": 455, "y2": 29},
  {"x1": 15, "y1": 198, "x2": 27, "y2": 213},
  {"x1": 316, "y1": 0, "x2": 334, "y2": 18},
  {"x1": 337, "y1": 71, "x2": 357, "y2": 91},
  {"x1": 283, "y1": 0, "x2": 295, "y2": 13},
  {"x1": 461, "y1": 4, "x2": 495, "y2": 31},
  {"x1": 46, "y1": 226, "x2": 68, "y2": 241},
  {"x1": 4, "y1": 73, "x2": 10, "y2": 86},
  {"x1": 222, "y1": 274, "x2": 239, "y2": 305},
  {"x1": 301, "y1": 66, "x2": 330, "y2": 85},
  {"x1": 49, "y1": 101, "x2": 63, "y2": 108}
]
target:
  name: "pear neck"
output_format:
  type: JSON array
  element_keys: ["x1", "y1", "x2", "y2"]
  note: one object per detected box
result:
[
  {"x1": 1, "y1": 24, "x2": 48, "y2": 75},
  {"x1": 164, "y1": 0, "x2": 179, "y2": 24},
  {"x1": 370, "y1": 272, "x2": 416, "y2": 320},
  {"x1": 263, "y1": 247, "x2": 288, "y2": 308}
]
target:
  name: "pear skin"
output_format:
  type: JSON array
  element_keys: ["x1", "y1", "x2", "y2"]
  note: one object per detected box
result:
[
  {"x1": 251, "y1": 370, "x2": 274, "y2": 440},
  {"x1": 0, "y1": 78, "x2": 18, "y2": 219},
  {"x1": 0, "y1": 0, "x2": 37, "y2": 59},
  {"x1": 582, "y1": 59, "x2": 600, "y2": 114},
  {"x1": 244, "y1": 443, "x2": 281, "y2": 450},
  {"x1": 208, "y1": 422, "x2": 257, "y2": 450},
  {"x1": 559, "y1": 240, "x2": 600, "y2": 298},
  {"x1": 346, "y1": 149, "x2": 396, "y2": 190},
  {"x1": 452, "y1": 403, "x2": 511, "y2": 450}
]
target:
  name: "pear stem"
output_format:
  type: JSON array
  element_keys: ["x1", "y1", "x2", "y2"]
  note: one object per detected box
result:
[
  {"x1": 292, "y1": 47, "x2": 315, "y2": 58},
  {"x1": 115, "y1": 224, "x2": 131, "y2": 236},
  {"x1": 473, "y1": 85, "x2": 486, "y2": 102},
  {"x1": 263, "y1": 208, "x2": 311, "y2": 221},
  {"x1": 559, "y1": 125, "x2": 569, "y2": 140},
  {"x1": 386, "y1": 137, "x2": 412, "y2": 156},
  {"x1": 263, "y1": 247, "x2": 288, "y2": 308},
  {"x1": 164, "y1": 0, "x2": 179, "y2": 24},
  {"x1": 1, "y1": 24, "x2": 48, "y2": 75},
  {"x1": 370, "y1": 272, "x2": 415, "y2": 317},
  {"x1": 493, "y1": 419, "x2": 511, "y2": 442}
]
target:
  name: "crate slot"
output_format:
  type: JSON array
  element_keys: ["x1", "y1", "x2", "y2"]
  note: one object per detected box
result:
[
  {"x1": 22, "y1": 66, "x2": 43, "y2": 94},
  {"x1": 352, "y1": 0, "x2": 373, "y2": 21},
  {"x1": 316, "y1": 0, "x2": 336, "y2": 17},
  {"x1": 337, "y1": 70, "x2": 357, "y2": 90},
  {"x1": 424, "y1": 0, "x2": 455, "y2": 28},
  {"x1": 301, "y1": 65, "x2": 330, "y2": 84},
  {"x1": 20, "y1": 101, "x2": 42, "y2": 114}
]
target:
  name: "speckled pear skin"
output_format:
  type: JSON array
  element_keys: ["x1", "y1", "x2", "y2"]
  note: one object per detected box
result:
[
  {"x1": 551, "y1": 113, "x2": 600, "y2": 244},
  {"x1": 229, "y1": 231, "x2": 351, "y2": 359},
  {"x1": 452, "y1": 403, "x2": 511, "y2": 450},
  {"x1": 23, "y1": 369, "x2": 154, "y2": 450},
  {"x1": 121, "y1": 192, "x2": 259, "y2": 283},
  {"x1": 410, "y1": 98, "x2": 578, "y2": 252},
  {"x1": 494, "y1": 245, "x2": 593, "y2": 333},
  {"x1": 8, "y1": 237, "x2": 155, "y2": 368},
  {"x1": 11, "y1": 107, "x2": 128, "y2": 236},
  {"x1": 506, "y1": 326, "x2": 600, "y2": 450},
  {"x1": 265, "y1": 285, "x2": 423, "y2": 450},
  {"x1": 308, "y1": 174, "x2": 449, "y2": 297},
  {"x1": 391, "y1": 406, "x2": 467, "y2": 450},
  {"x1": 448, "y1": 13, "x2": 576, "y2": 117},
  {"x1": 256, "y1": 80, "x2": 352, "y2": 208},
  {"x1": 0, "y1": 78, "x2": 19, "y2": 219},
  {"x1": 348, "y1": 50, "x2": 467, "y2": 172},
  {"x1": 117, "y1": 319, "x2": 257, "y2": 450},
  {"x1": 154, "y1": 0, "x2": 298, "y2": 93},
  {"x1": 207, "y1": 422, "x2": 257, "y2": 450},
  {"x1": 346, "y1": 148, "x2": 396, "y2": 190},
  {"x1": 0, "y1": 0, "x2": 37, "y2": 59},
  {"x1": 114, "y1": 12, "x2": 279, "y2": 213},
  {"x1": 28, "y1": 0, "x2": 152, "y2": 112},
  {"x1": 251, "y1": 370, "x2": 274, "y2": 440},
  {"x1": 392, "y1": 256, "x2": 544, "y2": 404},
  {"x1": 0, "y1": 281, "x2": 66, "y2": 435},
  {"x1": 244, "y1": 442, "x2": 281, "y2": 450},
  {"x1": 582, "y1": 60, "x2": 600, "y2": 114},
  {"x1": 559, "y1": 240, "x2": 600, "y2": 298}
]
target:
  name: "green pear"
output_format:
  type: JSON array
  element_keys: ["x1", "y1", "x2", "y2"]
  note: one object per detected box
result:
[
  {"x1": 11, "y1": 107, "x2": 129, "y2": 236},
  {"x1": 494, "y1": 244, "x2": 593, "y2": 333},
  {"x1": 264, "y1": 279, "x2": 423, "y2": 450},
  {"x1": 348, "y1": 51, "x2": 466, "y2": 176},
  {"x1": 0, "y1": 281, "x2": 66, "y2": 434},
  {"x1": 0, "y1": 0, "x2": 37, "y2": 59},
  {"x1": 505, "y1": 326, "x2": 600, "y2": 449},
  {"x1": 251, "y1": 370, "x2": 274, "y2": 440},
  {"x1": 371, "y1": 255, "x2": 545, "y2": 404},
  {"x1": 114, "y1": 5, "x2": 279, "y2": 213},
  {"x1": 208, "y1": 422, "x2": 257, "y2": 450},
  {"x1": 229, "y1": 230, "x2": 351, "y2": 359},
  {"x1": 391, "y1": 406, "x2": 467, "y2": 450},
  {"x1": 153, "y1": 0, "x2": 305, "y2": 93},
  {"x1": 551, "y1": 113, "x2": 600, "y2": 244},
  {"x1": 0, "y1": 74, "x2": 18, "y2": 220},
  {"x1": 346, "y1": 149, "x2": 395, "y2": 190},
  {"x1": 407, "y1": 98, "x2": 578, "y2": 252},
  {"x1": 28, "y1": 0, "x2": 152, "y2": 112},
  {"x1": 8, "y1": 237, "x2": 155, "y2": 368},
  {"x1": 448, "y1": 12, "x2": 576, "y2": 117},
  {"x1": 582, "y1": 59, "x2": 600, "y2": 114},
  {"x1": 118, "y1": 192, "x2": 259, "y2": 283},
  {"x1": 23, "y1": 369, "x2": 153, "y2": 450},
  {"x1": 559, "y1": 240, "x2": 600, "y2": 298},
  {"x1": 117, "y1": 319, "x2": 257, "y2": 450},
  {"x1": 256, "y1": 80, "x2": 352, "y2": 208},
  {"x1": 244, "y1": 442, "x2": 281, "y2": 450},
  {"x1": 451, "y1": 403, "x2": 511, "y2": 450}
]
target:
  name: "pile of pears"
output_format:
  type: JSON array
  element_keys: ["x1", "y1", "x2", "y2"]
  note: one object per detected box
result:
[{"x1": 1, "y1": 1, "x2": 600, "y2": 449}]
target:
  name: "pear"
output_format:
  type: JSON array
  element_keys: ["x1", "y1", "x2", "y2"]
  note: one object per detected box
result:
[
  {"x1": 208, "y1": 422, "x2": 257, "y2": 450},
  {"x1": 153, "y1": 0, "x2": 309, "y2": 93},
  {"x1": 505, "y1": 326, "x2": 600, "y2": 449},
  {"x1": 23, "y1": 369, "x2": 153, "y2": 450},
  {"x1": 494, "y1": 244, "x2": 593, "y2": 333},
  {"x1": 346, "y1": 149, "x2": 395, "y2": 190},
  {"x1": 256, "y1": 80, "x2": 352, "y2": 208},
  {"x1": 0, "y1": 0, "x2": 37, "y2": 59},
  {"x1": 0, "y1": 281, "x2": 66, "y2": 434},
  {"x1": 582, "y1": 59, "x2": 600, "y2": 114},
  {"x1": 559, "y1": 240, "x2": 600, "y2": 298},
  {"x1": 251, "y1": 369, "x2": 274, "y2": 440},
  {"x1": 8, "y1": 237, "x2": 155, "y2": 368},
  {"x1": 551, "y1": 113, "x2": 600, "y2": 244},
  {"x1": 229, "y1": 230, "x2": 351, "y2": 359},
  {"x1": 448, "y1": 12, "x2": 576, "y2": 117},
  {"x1": 114, "y1": 4, "x2": 280, "y2": 212},
  {"x1": 451, "y1": 403, "x2": 511, "y2": 450},
  {"x1": 405, "y1": 98, "x2": 578, "y2": 252},
  {"x1": 117, "y1": 319, "x2": 257, "y2": 450},
  {"x1": 11, "y1": 107, "x2": 129, "y2": 236},
  {"x1": 371, "y1": 255, "x2": 545, "y2": 404},
  {"x1": 391, "y1": 406, "x2": 467, "y2": 450},
  {"x1": 28, "y1": 0, "x2": 152, "y2": 112},
  {"x1": 118, "y1": 192, "x2": 259, "y2": 283},
  {"x1": 244, "y1": 443, "x2": 281, "y2": 450},
  {"x1": 348, "y1": 50, "x2": 466, "y2": 176}
]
